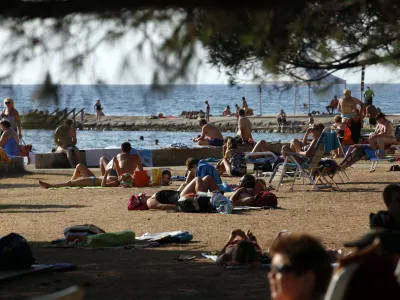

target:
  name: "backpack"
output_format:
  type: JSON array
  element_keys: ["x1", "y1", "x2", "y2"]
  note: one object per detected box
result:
[
  {"x1": 254, "y1": 160, "x2": 273, "y2": 172},
  {"x1": 177, "y1": 194, "x2": 214, "y2": 213},
  {"x1": 389, "y1": 165, "x2": 400, "y2": 172},
  {"x1": 254, "y1": 191, "x2": 278, "y2": 207},
  {"x1": 0, "y1": 233, "x2": 35, "y2": 270}
]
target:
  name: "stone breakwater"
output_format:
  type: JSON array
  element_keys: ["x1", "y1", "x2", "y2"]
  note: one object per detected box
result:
[
  {"x1": 23, "y1": 114, "x2": 389, "y2": 132},
  {"x1": 75, "y1": 115, "x2": 335, "y2": 133}
]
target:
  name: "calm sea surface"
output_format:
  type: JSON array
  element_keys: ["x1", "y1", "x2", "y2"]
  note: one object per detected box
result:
[{"x1": 1, "y1": 83, "x2": 398, "y2": 152}]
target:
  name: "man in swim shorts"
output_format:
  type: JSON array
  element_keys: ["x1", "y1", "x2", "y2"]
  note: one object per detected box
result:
[
  {"x1": 192, "y1": 119, "x2": 224, "y2": 146},
  {"x1": 53, "y1": 119, "x2": 80, "y2": 167}
]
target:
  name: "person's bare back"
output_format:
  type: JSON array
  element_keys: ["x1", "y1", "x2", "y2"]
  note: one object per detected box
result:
[
  {"x1": 203, "y1": 123, "x2": 223, "y2": 139},
  {"x1": 237, "y1": 116, "x2": 252, "y2": 141},
  {"x1": 117, "y1": 152, "x2": 143, "y2": 174}
]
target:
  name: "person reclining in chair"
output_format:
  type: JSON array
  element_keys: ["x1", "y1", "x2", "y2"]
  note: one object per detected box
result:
[{"x1": 281, "y1": 123, "x2": 325, "y2": 161}]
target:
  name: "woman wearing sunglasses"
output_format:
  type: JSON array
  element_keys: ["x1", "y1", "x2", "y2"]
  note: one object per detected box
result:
[
  {"x1": 1, "y1": 98, "x2": 22, "y2": 139},
  {"x1": 268, "y1": 234, "x2": 332, "y2": 300}
]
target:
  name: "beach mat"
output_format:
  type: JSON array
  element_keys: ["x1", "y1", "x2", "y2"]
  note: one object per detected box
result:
[
  {"x1": 48, "y1": 186, "x2": 107, "y2": 190},
  {"x1": 201, "y1": 253, "x2": 270, "y2": 269},
  {"x1": 0, "y1": 264, "x2": 52, "y2": 282}
]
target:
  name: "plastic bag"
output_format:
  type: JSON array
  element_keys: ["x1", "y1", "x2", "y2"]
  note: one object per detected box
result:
[{"x1": 211, "y1": 193, "x2": 233, "y2": 214}]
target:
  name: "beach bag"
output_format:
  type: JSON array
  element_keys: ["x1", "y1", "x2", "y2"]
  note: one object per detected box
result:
[
  {"x1": 254, "y1": 191, "x2": 278, "y2": 207},
  {"x1": 0, "y1": 233, "x2": 35, "y2": 270},
  {"x1": 177, "y1": 193, "x2": 214, "y2": 213},
  {"x1": 63, "y1": 224, "x2": 106, "y2": 243},
  {"x1": 18, "y1": 139, "x2": 30, "y2": 157},
  {"x1": 128, "y1": 193, "x2": 149, "y2": 210},
  {"x1": 318, "y1": 158, "x2": 338, "y2": 175},
  {"x1": 389, "y1": 165, "x2": 400, "y2": 172},
  {"x1": 151, "y1": 168, "x2": 162, "y2": 186},
  {"x1": 87, "y1": 230, "x2": 136, "y2": 247},
  {"x1": 133, "y1": 170, "x2": 150, "y2": 187}
]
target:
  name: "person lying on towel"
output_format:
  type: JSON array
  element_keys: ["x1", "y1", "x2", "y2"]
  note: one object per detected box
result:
[
  {"x1": 216, "y1": 229, "x2": 262, "y2": 266},
  {"x1": 131, "y1": 175, "x2": 220, "y2": 210},
  {"x1": 38, "y1": 164, "x2": 132, "y2": 189}
]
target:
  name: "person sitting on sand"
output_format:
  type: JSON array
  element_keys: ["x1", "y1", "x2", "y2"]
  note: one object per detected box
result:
[
  {"x1": 162, "y1": 169, "x2": 172, "y2": 186},
  {"x1": 0, "y1": 120, "x2": 19, "y2": 156},
  {"x1": 192, "y1": 119, "x2": 224, "y2": 146},
  {"x1": 179, "y1": 158, "x2": 221, "y2": 191},
  {"x1": 234, "y1": 109, "x2": 253, "y2": 145},
  {"x1": 99, "y1": 142, "x2": 143, "y2": 177},
  {"x1": 38, "y1": 163, "x2": 126, "y2": 189},
  {"x1": 281, "y1": 123, "x2": 325, "y2": 160},
  {"x1": 216, "y1": 229, "x2": 262, "y2": 266},
  {"x1": 370, "y1": 184, "x2": 400, "y2": 231},
  {"x1": 216, "y1": 137, "x2": 247, "y2": 177},
  {"x1": 53, "y1": 119, "x2": 80, "y2": 168},
  {"x1": 223, "y1": 106, "x2": 231, "y2": 116},
  {"x1": 369, "y1": 112, "x2": 396, "y2": 158}
]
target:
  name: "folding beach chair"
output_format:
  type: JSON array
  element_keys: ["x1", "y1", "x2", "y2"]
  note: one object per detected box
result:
[
  {"x1": 245, "y1": 151, "x2": 278, "y2": 179},
  {"x1": 273, "y1": 130, "x2": 338, "y2": 191}
]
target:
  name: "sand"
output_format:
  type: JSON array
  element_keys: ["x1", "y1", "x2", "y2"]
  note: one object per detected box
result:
[{"x1": 0, "y1": 162, "x2": 393, "y2": 299}]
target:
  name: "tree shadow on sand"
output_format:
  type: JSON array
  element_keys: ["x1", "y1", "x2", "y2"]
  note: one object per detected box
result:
[{"x1": 2, "y1": 241, "x2": 271, "y2": 300}]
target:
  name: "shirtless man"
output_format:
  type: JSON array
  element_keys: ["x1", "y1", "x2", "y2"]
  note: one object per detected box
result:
[
  {"x1": 326, "y1": 95, "x2": 339, "y2": 114},
  {"x1": 337, "y1": 89, "x2": 364, "y2": 118},
  {"x1": 99, "y1": 142, "x2": 143, "y2": 176},
  {"x1": 235, "y1": 109, "x2": 253, "y2": 144},
  {"x1": 53, "y1": 119, "x2": 80, "y2": 167},
  {"x1": 369, "y1": 112, "x2": 396, "y2": 157},
  {"x1": 192, "y1": 119, "x2": 224, "y2": 146}
]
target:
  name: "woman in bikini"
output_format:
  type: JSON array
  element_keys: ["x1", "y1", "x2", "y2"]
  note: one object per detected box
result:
[
  {"x1": 38, "y1": 162, "x2": 128, "y2": 189},
  {"x1": 216, "y1": 137, "x2": 247, "y2": 177}
]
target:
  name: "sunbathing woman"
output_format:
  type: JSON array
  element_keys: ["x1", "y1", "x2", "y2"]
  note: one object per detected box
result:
[
  {"x1": 146, "y1": 175, "x2": 220, "y2": 210},
  {"x1": 216, "y1": 229, "x2": 262, "y2": 266},
  {"x1": 39, "y1": 163, "x2": 129, "y2": 189},
  {"x1": 228, "y1": 174, "x2": 267, "y2": 206},
  {"x1": 216, "y1": 137, "x2": 247, "y2": 177}
]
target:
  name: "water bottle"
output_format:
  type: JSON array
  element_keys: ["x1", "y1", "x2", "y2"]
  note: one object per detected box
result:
[{"x1": 216, "y1": 202, "x2": 233, "y2": 214}]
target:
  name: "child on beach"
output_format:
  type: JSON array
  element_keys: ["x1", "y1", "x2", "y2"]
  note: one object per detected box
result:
[{"x1": 370, "y1": 184, "x2": 400, "y2": 230}]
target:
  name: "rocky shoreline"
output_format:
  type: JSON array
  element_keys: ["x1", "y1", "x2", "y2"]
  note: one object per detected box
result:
[{"x1": 21, "y1": 113, "x2": 395, "y2": 132}]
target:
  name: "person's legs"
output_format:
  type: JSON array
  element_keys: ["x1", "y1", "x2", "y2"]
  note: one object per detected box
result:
[
  {"x1": 73, "y1": 147, "x2": 81, "y2": 164},
  {"x1": 377, "y1": 137, "x2": 396, "y2": 151},
  {"x1": 180, "y1": 177, "x2": 205, "y2": 196},
  {"x1": 251, "y1": 140, "x2": 269, "y2": 153},
  {"x1": 216, "y1": 159, "x2": 226, "y2": 175},
  {"x1": 99, "y1": 156, "x2": 110, "y2": 176},
  {"x1": 56, "y1": 147, "x2": 75, "y2": 168},
  {"x1": 70, "y1": 163, "x2": 95, "y2": 180},
  {"x1": 326, "y1": 106, "x2": 331, "y2": 114},
  {"x1": 197, "y1": 140, "x2": 210, "y2": 146},
  {"x1": 369, "y1": 137, "x2": 379, "y2": 150},
  {"x1": 39, "y1": 177, "x2": 101, "y2": 189},
  {"x1": 202, "y1": 175, "x2": 219, "y2": 191},
  {"x1": 232, "y1": 195, "x2": 255, "y2": 206},
  {"x1": 222, "y1": 159, "x2": 233, "y2": 176},
  {"x1": 290, "y1": 139, "x2": 302, "y2": 152}
]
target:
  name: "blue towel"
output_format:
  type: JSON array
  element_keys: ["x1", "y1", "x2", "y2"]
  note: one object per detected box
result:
[
  {"x1": 196, "y1": 160, "x2": 222, "y2": 184},
  {"x1": 218, "y1": 182, "x2": 234, "y2": 192},
  {"x1": 130, "y1": 147, "x2": 153, "y2": 167},
  {"x1": 324, "y1": 132, "x2": 340, "y2": 152},
  {"x1": 171, "y1": 175, "x2": 186, "y2": 181}
]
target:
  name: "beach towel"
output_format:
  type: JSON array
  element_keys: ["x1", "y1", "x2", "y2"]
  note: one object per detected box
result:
[
  {"x1": 196, "y1": 160, "x2": 222, "y2": 184},
  {"x1": 171, "y1": 175, "x2": 186, "y2": 181},
  {"x1": 217, "y1": 182, "x2": 234, "y2": 192},
  {"x1": 0, "y1": 148, "x2": 10, "y2": 164},
  {"x1": 324, "y1": 131, "x2": 340, "y2": 152},
  {"x1": 136, "y1": 231, "x2": 192, "y2": 243}
]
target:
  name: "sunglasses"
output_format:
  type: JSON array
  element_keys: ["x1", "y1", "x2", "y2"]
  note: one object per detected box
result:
[
  {"x1": 4, "y1": 102, "x2": 10, "y2": 105},
  {"x1": 269, "y1": 264, "x2": 297, "y2": 274}
]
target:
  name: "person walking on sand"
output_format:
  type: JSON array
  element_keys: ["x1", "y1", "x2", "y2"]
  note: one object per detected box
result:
[
  {"x1": 364, "y1": 86, "x2": 375, "y2": 106},
  {"x1": 94, "y1": 99, "x2": 103, "y2": 122},
  {"x1": 192, "y1": 119, "x2": 224, "y2": 146},
  {"x1": 53, "y1": 119, "x2": 80, "y2": 167}
]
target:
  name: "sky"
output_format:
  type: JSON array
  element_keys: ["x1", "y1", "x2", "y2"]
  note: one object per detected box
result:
[{"x1": 2, "y1": 22, "x2": 400, "y2": 85}]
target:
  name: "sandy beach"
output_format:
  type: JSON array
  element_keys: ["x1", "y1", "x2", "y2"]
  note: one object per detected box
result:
[{"x1": 0, "y1": 161, "x2": 392, "y2": 299}]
